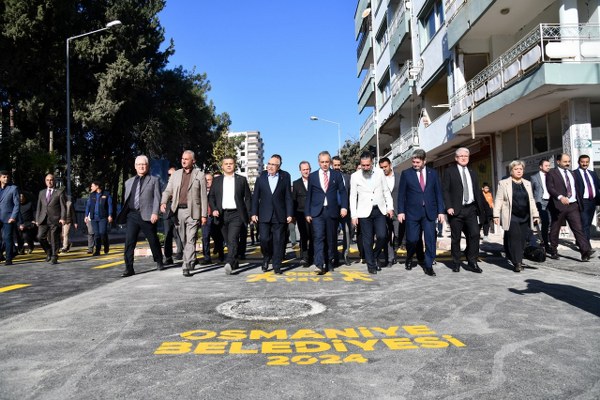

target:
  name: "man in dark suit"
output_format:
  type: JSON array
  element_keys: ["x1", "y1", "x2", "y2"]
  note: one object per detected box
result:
[
  {"x1": 442, "y1": 147, "x2": 485, "y2": 273},
  {"x1": 305, "y1": 151, "x2": 348, "y2": 274},
  {"x1": 84, "y1": 181, "x2": 113, "y2": 256},
  {"x1": 35, "y1": 173, "x2": 66, "y2": 264},
  {"x1": 573, "y1": 154, "x2": 599, "y2": 246},
  {"x1": 379, "y1": 157, "x2": 401, "y2": 267},
  {"x1": 530, "y1": 158, "x2": 552, "y2": 251},
  {"x1": 546, "y1": 153, "x2": 592, "y2": 261},
  {"x1": 118, "y1": 155, "x2": 164, "y2": 277},
  {"x1": 332, "y1": 156, "x2": 352, "y2": 266},
  {"x1": 0, "y1": 171, "x2": 20, "y2": 265},
  {"x1": 397, "y1": 149, "x2": 445, "y2": 276},
  {"x1": 209, "y1": 156, "x2": 252, "y2": 275},
  {"x1": 292, "y1": 161, "x2": 313, "y2": 266},
  {"x1": 251, "y1": 154, "x2": 293, "y2": 274}
]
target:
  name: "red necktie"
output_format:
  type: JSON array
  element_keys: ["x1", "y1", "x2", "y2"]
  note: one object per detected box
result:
[
  {"x1": 323, "y1": 171, "x2": 329, "y2": 191},
  {"x1": 419, "y1": 170, "x2": 425, "y2": 192}
]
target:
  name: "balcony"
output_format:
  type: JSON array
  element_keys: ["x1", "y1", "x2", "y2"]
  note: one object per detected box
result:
[
  {"x1": 359, "y1": 112, "x2": 376, "y2": 149},
  {"x1": 445, "y1": 0, "x2": 494, "y2": 49},
  {"x1": 357, "y1": 29, "x2": 374, "y2": 75},
  {"x1": 388, "y1": 3, "x2": 409, "y2": 58},
  {"x1": 358, "y1": 64, "x2": 375, "y2": 113},
  {"x1": 354, "y1": 0, "x2": 371, "y2": 38},
  {"x1": 391, "y1": 61, "x2": 412, "y2": 114},
  {"x1": 450, "y1": 23, "x2": 600, "y2": 120},
  {"x1": 391, "y1": 127, "x2": 419, "y2": 167}
]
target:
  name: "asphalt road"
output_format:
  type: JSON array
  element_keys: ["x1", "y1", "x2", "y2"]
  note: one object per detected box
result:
[{"x1": 0, "y1": 239, "x2": 599, "y2": 400}]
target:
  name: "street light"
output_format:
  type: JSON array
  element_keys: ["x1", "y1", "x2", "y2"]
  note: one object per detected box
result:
[
  {"x1": 66, "y1": 20, "x2": 122, "y2": 196},
  {"x1": 309, "y1": 116, "x2": 341, "y2": 156}
]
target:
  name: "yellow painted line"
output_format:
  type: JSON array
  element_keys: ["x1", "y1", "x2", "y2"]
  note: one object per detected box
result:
[
  {"x1": 0, "y1": 284, "x2": 31, "y2": 293},
  {"x1": 92, "y1": 261, "x2": 125, "y2": 269}
]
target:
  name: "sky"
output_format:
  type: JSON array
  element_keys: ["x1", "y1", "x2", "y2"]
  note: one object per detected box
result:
[{"x1": 158, "y1": 1, "x2": 365, "y2": 180}]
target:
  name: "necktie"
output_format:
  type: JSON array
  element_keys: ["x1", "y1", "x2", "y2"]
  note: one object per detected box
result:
[
  {"x1": 323, "y1": 171, "x2": 329, "y2": 192},
  {"x1": 564, "y1": 170, "x2": 572, "y2": 198},
  {"x1": 461, "y1": 167, "x2": 469, "y2": 204},
  {"x1": 134, "y1": 178, "x2": 141, "y2": 210},
  {"x1": 419, "y1": 170, "x2": 425, "y2": 191},
  {"x1": 584, "y1": 170, "x2": 594, "y2": 199},
  {"x1": 46, "y1": 189, "x2": 52, "y2": 203}
]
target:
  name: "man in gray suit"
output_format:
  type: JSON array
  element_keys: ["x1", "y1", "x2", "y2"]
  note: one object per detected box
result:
[
  {"x1": 161, "y1": 150, "x2": 208, "y2": 277},
  {"x1": 530, "y1": 158, "x2": 551, "y2": 251},
  {"x1": 118, "y1": 155, "x2": 163, "y2": 277},
  {"x1": 379, "y1": 157, "x2": 401, "y2": 267},
  {"x1": 35, "y1": 174, "x2": 66, "y2": 264},
  {"x1": 0, "y1": 171, "x2": 20, "y2": 265}
]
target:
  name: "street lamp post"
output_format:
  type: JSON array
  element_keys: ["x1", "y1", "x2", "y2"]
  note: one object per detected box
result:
[
  {"x1": 310, "y1": 116, "x2": 341, "y2": 156},
  {"x1": 66, "y1": 20, "x2": 122, "y2": 197}
]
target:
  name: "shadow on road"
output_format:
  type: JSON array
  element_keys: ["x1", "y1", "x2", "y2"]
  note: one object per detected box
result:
[{"x1": 509, "y1": 279, "x2": 600, "y2": 318}]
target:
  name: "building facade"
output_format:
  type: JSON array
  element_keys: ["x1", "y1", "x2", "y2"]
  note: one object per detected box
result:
[
  {"x1": 228, "y1": 130, "x2": 264, "y2": 189},
  {"x1": 356, "y1": 0, "x2": 600, "y2": 187}
]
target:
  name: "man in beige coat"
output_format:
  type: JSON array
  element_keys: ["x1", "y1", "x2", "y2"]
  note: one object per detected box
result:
[{"x1": 161, "y1": 150, "x2": 208, "y2": 276}]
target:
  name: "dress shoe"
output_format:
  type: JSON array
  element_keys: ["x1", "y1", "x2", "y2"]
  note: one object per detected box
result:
[
  {"x1": 367, "y1": 267, "x2": 377, "y2": 274},
  {"x1": 300, "y1": 258, "x2": 310, "y2": 268},
  {"x1": 549, "y1": 253, "x2": 560, "y2": 260},
  {"x1": 273, "y1": 266, "x2": 283, "y2": 275},
  {"x1": 468, "y1": 262, "x2": 482, "y2": 273},
  {"x1": 513, "y1": 263, "x2": 522, "y2": 273},
  {"x1": 165, "y1": 257, "x2": 174, "y2": 265},
  {"x1": 315, "y1": 265, "x2": 326, "y2": 275},
  {"x1": 359, "y1": 258, "x2": 365, "y2": 264},
  {"x1": 343, "y1": 251, "x2": 351, "y2": 266},
  {"x1": 451, "y1": 263, "x2": 461, "y2": 272},
  {"x1": 405, "y1": 259, "x2": 413, "y2": 270},
  {"x1": 104, "y1": 249, "x2": 109, "y2": 254},
  {"x1": 201, "y1": 258, "x2": 213, "y2": 265},
  {"x1": 86, "y1": 250, "x2": 93, "y2": 254},
  {"x1": 174, "y1": 254, "x2": 183, "y2": 261},
  {"x1": 224, "y1": 263, "x2": 233, "y2": 275},
  {"x1": 121, "y1": 270, "x2": 135, "y2": 277},
  {"x1": 50, "y1": 257, "x2": 58, "y2": 265},
  {"x1": 182, "y1": 268, "x2": 191, "y2": 277},
  {"x1": 261, "y1": 258, "x2": 270, "y2": 272},
  {"x1": 93, "y1": 251, "x2": 101, "y2": 256},
  {"x1": 424, "y1": 267, "x2": 436, "y2": 276},
  {"x1": 156, "y1": 262, "x2": 165, "y2": 271},
  {"x1": 5, "y1": 260, "x2": 13, "y2": 266},
  {"x1": 581, "y1": 251, "x2": 591, "y2": 262}
]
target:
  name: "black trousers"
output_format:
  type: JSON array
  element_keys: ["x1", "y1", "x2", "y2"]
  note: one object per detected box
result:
[
  {"x1": 504, "y1": 216, "x2": 530, "y2": 265},
  {"x1": 38, "y1": 221, "x2": 61, "y2": 257},
  {"x1": 163, "y1": 216, "x2": 182, "y2": 258},
  {"x1": 123, "y1": 211, "x2": 163, "y2": 271},
  {"x1": 259, "y1": 220, "x2": 287, "y2": 270},
  {"x1": 549, "y1": 202, "x2": 591, "y2": 254},
  {"x1": 448, "y1": 203, "x2": 480, "y2": 264},
  {"x1": 220, "y1": 209, "x2": 244, "y2": 266},
  {"x1": 536, "y1": 201, "x2": 550, "y2": 246},
  {"x1": 295, "y1": 211, "x2": 313, "y2": 262}
]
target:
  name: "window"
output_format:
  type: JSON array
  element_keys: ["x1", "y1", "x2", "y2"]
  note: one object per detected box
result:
[
  {"x1": 517, "y1": 122, "x2": 532, "y2": 157},
  {"x1": 532, "y1": 115, "x2": 548, "y2": 153},
  {"x1": 548, "y1": 110, "x2": 562, "y2": 149},
  {"x1": 375, "y1": 22, "x2": 389, "y2": 59},
  {"x1": 420, "y1": 0, "x2": 445, "y2": 45},
  {"x1": 502, "y1": 128, "x2": 517, "y2": 161},
  {"x1": 378, "y1": 76, "x2": 391, "y2": 108}
]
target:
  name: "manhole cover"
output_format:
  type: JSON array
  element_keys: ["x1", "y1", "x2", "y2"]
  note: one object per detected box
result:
[{"x1": 216, "y1": 298, "x2": 326, "y2": 321}]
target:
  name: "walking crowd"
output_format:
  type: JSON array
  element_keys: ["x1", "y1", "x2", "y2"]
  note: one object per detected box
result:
[{"x1": 0, "y1": 149, "x2": 598, "y2": 276}]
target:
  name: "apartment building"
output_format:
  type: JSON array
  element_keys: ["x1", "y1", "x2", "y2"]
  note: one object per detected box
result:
[
  {"x1": 356, "y1": 0, "x2": 600, "y2": 186},
  {"x1": 227, "y1": 130, "x2": 264, "y2": 189}
]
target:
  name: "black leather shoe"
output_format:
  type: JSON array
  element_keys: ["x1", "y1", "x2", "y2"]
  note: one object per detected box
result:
[
  {"x1": 582, "y1": 251, "x2": 591, "y2": 262},
  {"x1": 156, "y1": 262, "x2": 165, "y2": 271},
  {"x1": 343, "y1": 251, "x2": 351, "y2": 266},
  {"x1": 121, "y1": 270, "x2": 135, "y2": 277},
  {"x1": 452, "y1": 263, "x2": 460, "y2": 272},
  {"x1": 468, "y1": 262, "x2": 482, "y2": 273},
  {"x1": 315, "y1": 265, "x2": 326, "y2": 275},
  {"x1": 513, "y1": 263, "x2": 522, "y2": 272},
  {"x1": 50, "y1": 257, "x2": 58, "y2": 265},
  {"x1": 93, "y1": 251, "x2": 100, "y2": 256},
  {"x1": 549, "y1": 253, "x2": 560, "y2": 260},
  {"x1": 182, "y1": 268, "x2": 191, "y2": 277},
  {"x1": 5, "y1": 260, "x2": 13, "y2": 266},
  {"x1": 165, "y1": 257, "x2": 174, "y2": 265},
  {"x1": 261, "y1": 258, "x2": 270, "y2": 272},
  {"x1": 367, "y1": 267, "x2": 377, "y2": 274},
  {"x1": 405, "y1": 259, "x2": 413, "y2": 270},
  {"x1": 425, "y1": 267, "x2": 436, "y2": 276}
]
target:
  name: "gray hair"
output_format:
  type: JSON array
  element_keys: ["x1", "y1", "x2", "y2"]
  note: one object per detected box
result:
[
  {"x1": 509, "y1": 160, "x2": 525, "y2": 173},
  {"x1": 135, "y1": 155, "x2": 149, "y2": 165},
  {"x1": 455, "y1": 147, "x2": 470, "y2": 156},
  {"x1": 183, "y1": 150, "x2": 196, "y2": 160}
]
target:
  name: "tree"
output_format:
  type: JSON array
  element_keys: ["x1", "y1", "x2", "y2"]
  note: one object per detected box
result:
[
  {"x1": 209, "y1": 130, "x2": 244, "y2": 173},
  {"x1": 339, "y1": 139, "x2": 361, "y2": 174}
]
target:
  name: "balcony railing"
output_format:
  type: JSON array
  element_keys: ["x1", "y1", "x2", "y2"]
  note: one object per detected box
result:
[
  {"x1": 360, "y1": 112, "x2": 376, "y2": 140},
  {"x1": 356, "y1": 19, "x2": 372, "y2": 58},
  {"x1": 391, "y1": 60, "x2": 412, "y2": 97},
  {"x1": 450, "y1": 23, "x2": 600, "y2": 119},
  {"x1": 444, "y1": 0, "x2": 467, "y2": 25},
  {"x1": 391, "y1": 127, "x2": 419, "y2": 159},
  {"x1": 388, "y1": 2, "x2": 407, "y2": 37},
  {"x1": 358, "y1": 64, "x2": 375, "y2": 97}
]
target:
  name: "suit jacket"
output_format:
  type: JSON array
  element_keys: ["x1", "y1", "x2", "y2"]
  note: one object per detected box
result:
[
  {"x1": 397, "y1": 167, "x2": 444, "y2": 221},
  {"x1": 574, "y1": 167, "x2": 600, "y2": 205},
  {"x1": 208, "y1": 173, "x2": 252, "y2": 224},
  {"x1": 292, "y1": 178, "x2": 308, "y2": 214},
  {"x1": 119, "y1": 174, "x2": 161, "y2": 222},
  {"x1": 529, "y1": 171, "x2": 548, "y2": 204},
  {"x1": 0, "y1": 184, "x2": 20, "y2": 223},
  {"x1": 386, "y1": 173, "x2": 402, "y2": 218},
  {"x1": 251, "y1": 170, "x2": 293, "y2": 223},
  {"x1": 305, "y1": 168, "x2": 348, "y2": 219},
  {"x1": 161, "y1": 168, "x2": 208, "y2": 220},
  {"x1": 546, "y1": 168, "x2": 582, "y2": 212},
  {"x1": 349, "y1": 168, "x2": 393, "y2": 218},
  {"x1": 442, "y1": 164, "x2": 485, "y2": 217},
  {"x1": 493, "y1": 178, "x2": 539, "y2": 230},
  {"x1": 35, "y1": 187, "x2": 67, "y2": 224}
]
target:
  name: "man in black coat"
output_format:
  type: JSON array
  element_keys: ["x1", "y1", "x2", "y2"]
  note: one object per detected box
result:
[
  {"x1": 35, "y1": 174, "x2": 66, "y2": 264},
  {"x1": 292, "y1": 161, "x2": 313, "y2": 266}
]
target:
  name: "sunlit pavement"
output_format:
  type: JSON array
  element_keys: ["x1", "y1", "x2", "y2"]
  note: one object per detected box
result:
[{"x1": 0, "y1": 234, "x2": 598, "y2": 399}]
